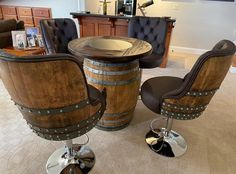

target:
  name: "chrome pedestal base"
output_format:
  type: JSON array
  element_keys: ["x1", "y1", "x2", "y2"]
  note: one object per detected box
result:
[
  {"x1": 46, "y1": 145, "x2": 95, "y2": 174},
  {"x1": 145, "y1": 128, "x2": 187, "y2": 157}
]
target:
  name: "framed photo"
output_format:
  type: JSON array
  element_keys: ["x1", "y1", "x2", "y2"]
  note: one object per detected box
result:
[
  {"x1": 25, "y1": 27, "x2": 39, "y2": 38},
  {"x1": 27, "y1": 35, "x2": 36, "y2": 47},
  {"x1": 36, "y1": 35, "x2": 44, "y2": 47},
  {"x1": 11, "y1": 31, "x2": 26, "y2": 47},
  {"x1": 15, "y1": 33, "x2": 27, "y2": 49}
]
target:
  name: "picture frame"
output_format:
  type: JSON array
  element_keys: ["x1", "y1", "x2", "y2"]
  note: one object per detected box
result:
[
  {"x1": 36, "y1": 35, "x2": 44, "y2": 47},
  {"x1": 26, "y1": 34, "x2": 36, "y2": 47},
  {"x1": 25, "y1": 27, "x2": 39, "y2": 38},
  {"x1": 15, "y1": 33, "x2": 27, "y2": 49},
  {"x1": 11, "y1": 30, "x2": 26, "y2": 47}
]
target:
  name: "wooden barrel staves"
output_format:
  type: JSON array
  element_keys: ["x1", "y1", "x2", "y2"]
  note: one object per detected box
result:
[{"x1": 84, "y1": 58, "x2": 141, "y2": 131}]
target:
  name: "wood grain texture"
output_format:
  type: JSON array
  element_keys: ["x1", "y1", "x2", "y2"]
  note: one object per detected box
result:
[
  {"x1": 68, "y1": 36, "x2": 152, "y2": 62},
  {"x1": 0, "y1": 57, "x2": 101, "y2": 131},
  {"x1": 2, "y1": 47, "x2": 45, "y2": 56},
  {"x1": 84, "y1": 59, "x2": 141, "y2": 130},
  {"x1": 0, "y1": 5, "x2": 52, "y2": 28}
]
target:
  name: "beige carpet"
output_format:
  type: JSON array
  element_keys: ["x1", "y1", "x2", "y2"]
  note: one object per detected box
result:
[{"x1": 1, "y1": 57, "x2": 236, "y2": 174}]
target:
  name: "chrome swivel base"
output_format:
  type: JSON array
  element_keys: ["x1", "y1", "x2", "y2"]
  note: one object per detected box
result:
[
  {"x1": 46, "y1": 142, "x2": 95, "y2": 174},
  {"x1": 145, "y1": 128, "x2": 187, "y2": 157}
]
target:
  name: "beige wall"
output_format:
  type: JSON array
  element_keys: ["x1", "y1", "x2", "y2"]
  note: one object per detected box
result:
[{"x1": 84, "y1": 0, "x2": 236, "y2": 50}]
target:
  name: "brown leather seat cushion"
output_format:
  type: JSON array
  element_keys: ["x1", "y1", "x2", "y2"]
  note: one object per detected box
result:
[
  {"x1": 141, "y1": 76, "x2": 184, "y2": 114},
  {"x1": 139, "y1": 54, "x2": 163, "y2": 69}
]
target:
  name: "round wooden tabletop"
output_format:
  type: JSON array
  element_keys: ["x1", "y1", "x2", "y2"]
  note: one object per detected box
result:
[{"x1": 68, "y1": 36, "x2": 152, "y2": 62}]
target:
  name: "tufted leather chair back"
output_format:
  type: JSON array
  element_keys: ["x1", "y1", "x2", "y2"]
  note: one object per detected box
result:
[
  {"x1": 161, "y1": 40, "x2": 236, "y2": 120},
  {"x1": 40, "y1": 18, "x2": 78, "y2": 54},
  {"x1": 128, "y1": 16, "x2": 168, "y2": 56}
]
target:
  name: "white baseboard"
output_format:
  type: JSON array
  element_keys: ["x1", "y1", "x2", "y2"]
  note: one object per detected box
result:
[
  {"x1": 170, "y1": 46, "x2": 208, "y2": 55},
  {"x1": 230, "y1": 66, "x2": 236, "y2": 73}
]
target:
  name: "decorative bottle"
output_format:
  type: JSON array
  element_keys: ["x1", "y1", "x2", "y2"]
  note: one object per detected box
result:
[{"x1": 103, "y1": 0, "x2": 107, "y2": 15}]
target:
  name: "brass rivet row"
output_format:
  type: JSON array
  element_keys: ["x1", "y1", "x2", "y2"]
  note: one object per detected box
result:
[
  {"x1": 27, "y1": 108, "x2": 104, "y2": 140},
  {"x1": 14, "y1": 99, "x2": 91, "y2": 116},
  {"x1": 185, "y1": 89, "x2": 218, "y2": 96},
  {"x1": 160, "y1": 109, "x2": 202, "y2": 120},
  {"x1": 162, "y1": 102, "x2": 207, "y2": 111}
]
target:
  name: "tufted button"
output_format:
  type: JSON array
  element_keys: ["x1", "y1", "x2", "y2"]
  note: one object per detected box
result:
[
  {"x1": 150, "y1": 28, "x2": 154, "y2": 33},
  {"x1": 146, "y1": 20, "x2": 150, "y2": 25},
  {"x1": 141, "y1": 27, "x2": 144, "y2": 32},
  {"x1": 60, "y1": 30, "x2": 65, "y2": 35}
]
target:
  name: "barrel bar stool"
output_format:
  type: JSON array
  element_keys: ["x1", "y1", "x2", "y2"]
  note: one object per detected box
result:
[
  {"x1": 141, "y1": 40, "x2": 236, "y2": 157},
  {"x1": 0, "y1": 52, "x2": 106, "y2": 173}
]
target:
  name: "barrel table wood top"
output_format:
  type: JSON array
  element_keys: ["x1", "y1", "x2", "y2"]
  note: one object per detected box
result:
[
  {"x1": 68, "y1": 36, "x2": 152, "y2": 131},
  {"x1": 68, "y1": 36, "x2": 152, "y2": 62}
]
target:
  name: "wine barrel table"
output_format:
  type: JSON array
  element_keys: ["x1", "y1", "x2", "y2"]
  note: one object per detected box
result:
[{"x1": 68, "y1": 36, "x2": 152, "y2": 131}]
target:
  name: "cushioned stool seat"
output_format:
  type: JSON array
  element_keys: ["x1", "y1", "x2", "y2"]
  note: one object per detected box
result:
[{"x1": 141, "y1": 76, "x2": 183, "y2": 113}]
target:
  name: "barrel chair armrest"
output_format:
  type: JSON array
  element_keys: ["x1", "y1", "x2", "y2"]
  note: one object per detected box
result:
[{"x1": 88, "y1": 85, "x2": 106, "y2": 107}]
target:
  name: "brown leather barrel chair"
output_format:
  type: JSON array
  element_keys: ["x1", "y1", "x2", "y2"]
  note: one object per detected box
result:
[
  {"x1": 128, "y1": 16, "x2": 170, "y2": 68},
  {"x1": 0, "y1": 52, "x2": 106, "y2": 173},
  {"x1": 39, "y1": 18, "x2": 83, "y2": 62},
  {"x1": 141, "y1": 40, "x2": 236, "y2": 157}
]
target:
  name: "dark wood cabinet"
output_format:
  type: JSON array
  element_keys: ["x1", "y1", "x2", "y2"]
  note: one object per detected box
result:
[
  {"x1": 32, "y1": 8, "x2": 52, "y2": 27},
  {"x1": 17, "y1": 7, "x2": 34, "y2": 27},
  {"x1": 71, "y1": 13, "x2": 175, "y2": 68},
  {"x1": 77, "y1": 16, "x2": 129, "y2": 37},
  {"x1": 1, "y1": 6, "x2": 17, "y2": 20},
  {"x1": 0, "y1": 5, "x2": 52, "y2": 28}
]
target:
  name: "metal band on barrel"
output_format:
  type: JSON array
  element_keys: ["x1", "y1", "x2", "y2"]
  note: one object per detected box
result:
[
  {"x1": 86, "y1": 76, "x2": 140, "y2": 86},
  {"x1": 15, "y1": 99, "x2": 90, "y2": 116},
  {"x1": 85, "y1": 58, "x2": 138, "y2": 67},
  {"x1": 28, "y1": 108, "x2": 103, "y2": 141},
  {"x1": 84, "y1": 65, "x2": 139, "y2": 76}
]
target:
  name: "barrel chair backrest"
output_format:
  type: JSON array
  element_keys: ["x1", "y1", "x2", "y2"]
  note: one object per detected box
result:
[
  {"x1": 128, "y1": 16, "x2": 168, "y2": 56},
  {"x1": 0, "y1": 53, "x2": 102, "y2": 141},
  {"x1": 40, "y1": 18, "x2": 78, "y2": 54},
  {"x1": 161, "y1": 40, "x2": 236, "y2": 120}
]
